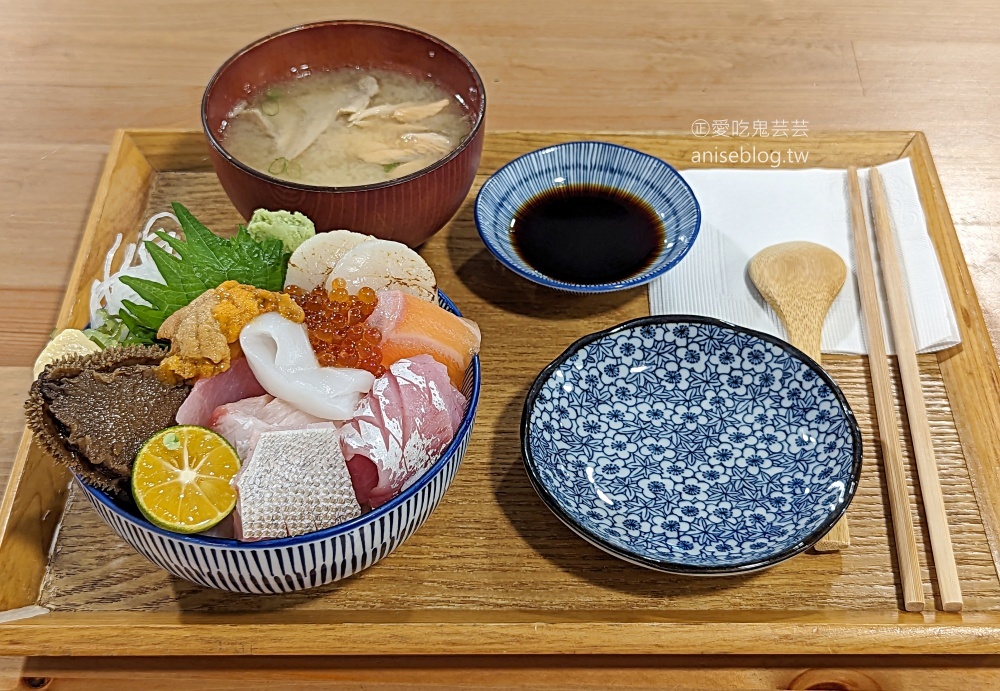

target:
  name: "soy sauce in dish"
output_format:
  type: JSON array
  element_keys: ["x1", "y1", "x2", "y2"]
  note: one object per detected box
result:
[{"x1": 510, "y1": 184, "x2": 664, "y2": 285}]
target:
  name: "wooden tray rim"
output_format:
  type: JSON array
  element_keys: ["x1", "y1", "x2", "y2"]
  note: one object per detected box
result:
[{"x1": 2, "y1": 128, "x2": 1000, "y2": 656}]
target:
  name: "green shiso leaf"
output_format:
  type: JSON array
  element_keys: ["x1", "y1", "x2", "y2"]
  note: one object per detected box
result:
[
  {"x1": 115, "y1": 309, "x2": 160, "y2": 345},
  {"x1": 118, "y1": 202, "x2": 290, "y2": 343}
]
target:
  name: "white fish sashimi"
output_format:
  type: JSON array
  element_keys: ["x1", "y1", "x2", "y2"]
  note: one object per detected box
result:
[
  {"x1": 232, "y1": 427, "x2": 361, "y2": 541},
  {"x1": 239, "y1": 312, "x2": 375, "y2": 420},
  {"x1": 283, "y1": 229, "x2": 369, "y2": 290},
  {"x1": 325, "y1": 238, "x2": 437, "y2": 301},
  {"x1": 210, "y1": 394, "x2": 333, "y2": 460}
]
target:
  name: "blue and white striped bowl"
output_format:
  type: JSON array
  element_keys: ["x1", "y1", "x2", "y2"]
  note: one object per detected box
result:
[
  {"x1": 474, "y1": 141, "x2": 701, "y2": 293},
  {"x1": 76, "y1": 292, "x2": 481, "y2": 594}
]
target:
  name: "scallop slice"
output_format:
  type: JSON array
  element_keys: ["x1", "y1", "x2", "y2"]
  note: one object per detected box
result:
[
  {"x1": 325, "y1": 238, "x2": 437, "y2": 302},
  {"x1": 283, "y1": 230, "x2": 370, "y2": 290}
]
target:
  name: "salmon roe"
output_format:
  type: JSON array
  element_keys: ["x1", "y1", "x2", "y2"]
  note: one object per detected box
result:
[{"x1": 285, "y1": 280, "x2": 386, "y2": 377}]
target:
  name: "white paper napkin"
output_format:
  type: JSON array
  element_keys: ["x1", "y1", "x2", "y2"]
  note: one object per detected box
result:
[{"x1": 648, "y1": 159, "x2": 960, "y2": 355}]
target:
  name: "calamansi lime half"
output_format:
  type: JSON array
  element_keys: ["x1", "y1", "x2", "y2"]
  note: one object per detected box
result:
[{"x1": 131, "y1": 426, "x2": 241, "y2": 534}]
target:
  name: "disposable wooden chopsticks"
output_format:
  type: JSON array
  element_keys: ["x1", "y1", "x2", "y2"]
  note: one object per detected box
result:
[
  {"x1": 846, "y1": 167, "x2": 925, "y2": 612},
  {"x1": 868, "y1": 168, "x2": 963, "y2": 612}
]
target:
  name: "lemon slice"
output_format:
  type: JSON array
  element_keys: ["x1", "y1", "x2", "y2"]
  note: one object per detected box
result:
[
  {"x1": 33, "y1": 329, "x2": 100, "y2": 377},
  {"x1": 132, "y1": 426, "x2": 241, "y2": 534}
]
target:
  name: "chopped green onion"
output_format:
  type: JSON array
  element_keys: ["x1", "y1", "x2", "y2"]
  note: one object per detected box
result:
[
  {"x1": 382, "y1": 162, "x2": 402, "y2": 173},
  {"x1": 261, "y1": 96, "x2": 279, "y2": 116},
  {"x1": 287, "y1": 160, "x2": 303, "y2": 176},
  {"x1": 83, "y1": 309, "x2": 149, "y2": 349},
  {"x1": 268, "y1": 157, "x2": 289, "y2": 175}
]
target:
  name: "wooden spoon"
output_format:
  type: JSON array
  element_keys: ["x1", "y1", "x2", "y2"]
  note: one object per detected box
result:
[{"x1": 748, "y1": 241, "x2": 850, "y2": 552}]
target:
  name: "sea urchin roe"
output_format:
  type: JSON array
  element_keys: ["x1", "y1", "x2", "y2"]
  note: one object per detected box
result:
[
  {"x1": 159, "y1": 281, "x2": 305, "y2": 381},
  {"x1": 213, "y1": 280, "x2": 305, "y2": 342},
  {"x1": 285, "y1": 280, "x2": 386, "y2": 376}
]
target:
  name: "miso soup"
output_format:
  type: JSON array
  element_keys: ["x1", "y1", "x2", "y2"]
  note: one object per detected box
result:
[{"x1": 221, "y1": 68, "x2": 472, "y2": 187}]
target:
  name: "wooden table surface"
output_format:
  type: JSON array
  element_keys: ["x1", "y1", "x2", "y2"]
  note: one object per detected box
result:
[{"x1": 1, "y1": 0, "x2": 999, "y2": 688}]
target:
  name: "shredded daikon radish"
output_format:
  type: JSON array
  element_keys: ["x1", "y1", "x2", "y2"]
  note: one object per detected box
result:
[{"x1": 88, "y1": 212, "x2": 181, "y2": 330}]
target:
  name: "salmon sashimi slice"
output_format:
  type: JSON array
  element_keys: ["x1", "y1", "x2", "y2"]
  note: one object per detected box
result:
[{"x1": 366, "y1": 290, "x2": 481, "y2": 389}]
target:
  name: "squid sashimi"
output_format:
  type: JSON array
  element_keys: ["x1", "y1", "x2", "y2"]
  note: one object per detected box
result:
[
  {"x1": 366, "y1": 290, "x2": 481, "y2": 389},
  {"x1": 340, "y1": 355, "x2": 466, "y2": 508},
  {"x1": 174, "y1": 357, "x2": 266, "y2": 427},
  {"x1": 239, "y1": 312, "x2": 375, "y2": 420},
  {"x1": 210, "y1": 394, "x2": 333, "y2": 461}
]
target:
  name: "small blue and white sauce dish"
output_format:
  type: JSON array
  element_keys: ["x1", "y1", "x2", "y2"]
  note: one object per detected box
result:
[
  {"x1": 520, "y1": 316, "x2": 862, "y2": 575},
  {"x1": 474, "y1": 141, "x2": 700, "y2": 293}
]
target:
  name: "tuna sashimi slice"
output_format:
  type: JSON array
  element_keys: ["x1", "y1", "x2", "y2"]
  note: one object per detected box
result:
[
  {"x1": 366, "y1": 290, "x2": 481, "y2": 389},
  {"x1": 340, "y1": 355, "x2": 467, "y2": 508},
  {"x1": 210, "y1": 394, "x2": 334, "y2": 462},
  {"x1": 175, "y1": 357, "x2": 266, "y2": 427}
]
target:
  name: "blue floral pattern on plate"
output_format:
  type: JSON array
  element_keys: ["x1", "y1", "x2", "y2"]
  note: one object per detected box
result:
[{"x1": 521, "y1": 316, "x2": 862, "y2": 575}]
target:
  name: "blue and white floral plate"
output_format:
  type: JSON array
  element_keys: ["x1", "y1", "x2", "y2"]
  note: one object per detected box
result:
[
  {"x1": 474, "y1": 141, "x2": 701, "y2": 293},
  {"x1": 521, "y1": 316, "x2": 862, "y2": 575}
]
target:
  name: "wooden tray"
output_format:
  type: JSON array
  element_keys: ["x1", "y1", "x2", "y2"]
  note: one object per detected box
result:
[{"x1": 2, "y1": 129, "x2": 1000, "y2": 656}]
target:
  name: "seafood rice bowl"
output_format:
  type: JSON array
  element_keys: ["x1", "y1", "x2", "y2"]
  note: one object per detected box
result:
[{"x1": 26, "y1": 206, "x2": 482, "y2": 592}]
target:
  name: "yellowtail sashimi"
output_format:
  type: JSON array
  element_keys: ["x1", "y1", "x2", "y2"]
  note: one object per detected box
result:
[
  {"x1": 340, "y1": 355, "x2": 466, "y2": 508},
  {"x1": 175, "y1": 357, "x2": 266, "y2": 427}
]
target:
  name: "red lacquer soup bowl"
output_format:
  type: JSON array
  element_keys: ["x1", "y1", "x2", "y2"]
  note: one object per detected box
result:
[{"x1": 202, "y1": 20, "x2": 486, "y2": 247}]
